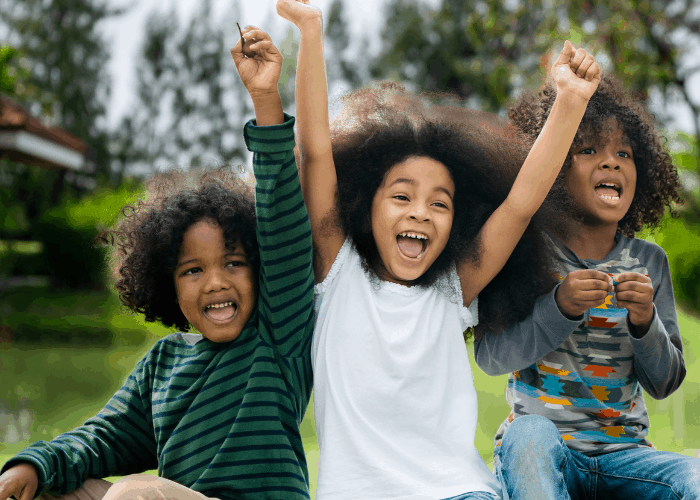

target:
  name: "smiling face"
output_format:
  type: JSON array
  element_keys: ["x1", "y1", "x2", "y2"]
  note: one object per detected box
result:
[
  {"x1": 566, "y1": 124, "x2": 637, "y2": 230},
  {"x1": 370, "y1": 156, "x2": 455, "y2": 286},
  {"x1": 174, "y1": 219, "x2": 257, "y2": 343}
]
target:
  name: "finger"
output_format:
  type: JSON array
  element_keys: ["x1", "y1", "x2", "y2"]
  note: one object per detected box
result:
[
  {"x1": 613, "y1": 273, "x2": 651, "y2": 285},
  {"x1": 569, "y1": 269, "x2": 611, "y2": 282},
  {"x1": 575, "y1": 277, "x2": 613, "y2": 291},
  {"x1": 615, "y1": 282, "x2": 653, "y2": 295},
  {"x1": 552, "y1": 40, "x2": 574, "y2": 66},
  {"x1": 575, "y1": 53, "x2": 595, "y2": 78},
  {"x1": 569, "y1": 48, "x2": 588, "y2": 73},
  {"x1": 242, "y1": 29, "x2": 271, "y2": 42},
  {"x1": 230, "y1": 45, "x2": 246, "y2": 67},
  {"x1": 574, "y1": 289, "x2": 611, "y2": 302},
  {"x1": 585, "y1": 61, "x2": 601, "y2": 82},
  {"x1": 248, "y1": 40, "x2": 275, "y2": 54},
  {"x1": 20, "y1": 484, "x2": 36, "y2": 500},
  {"x1": 241, "y1": 25, "x2": 261, "y2": 33}
]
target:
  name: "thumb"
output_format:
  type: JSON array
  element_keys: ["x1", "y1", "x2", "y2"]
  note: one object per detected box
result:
[
  {"x1": 552, "y1": 40, "x2": 574, "y2": 67},
  {"x1": 20, "y1": 484, "x2": 37, "y2": 500},
  {"x1": 230, "y1": 41, "x2": 246, "y2": 69}
]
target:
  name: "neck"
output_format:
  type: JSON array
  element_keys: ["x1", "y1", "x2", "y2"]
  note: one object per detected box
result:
[{"x1": 563, "y1": 224, "x2": 620, "y2": 261}]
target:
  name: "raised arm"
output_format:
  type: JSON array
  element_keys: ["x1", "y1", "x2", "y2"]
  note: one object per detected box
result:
[
  {"x1": 232, "y1": 27, "x2": 315, "y2": 358},
  {"x1": 277, "y1": 0, "x2": 345, "y2": 282},
  {"x1": 458, "y1": 41, "x2": 601, "y2": 306}
]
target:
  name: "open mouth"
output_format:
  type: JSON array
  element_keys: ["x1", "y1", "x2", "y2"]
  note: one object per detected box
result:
[
  {"x1": 594, "y1": 182, "x2": 622, "y2": 201},
  {"x1": 396, "y1": 231, "x2": 429, "y2": 259},
  {"x1": 203, "y1": 301, "x2": 238, "y2": 322}
]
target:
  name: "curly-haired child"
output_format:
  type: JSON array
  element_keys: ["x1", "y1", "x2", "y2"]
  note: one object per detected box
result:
[
  {"x1": 473, "y1": 73, "x2": 700, "y2": 498},
  {"x1": 278, "y1": 0, "x2": 602, "y2": 498},
  {"x1": 0, "y1": 27, "x2": 315, "y2": 500}
]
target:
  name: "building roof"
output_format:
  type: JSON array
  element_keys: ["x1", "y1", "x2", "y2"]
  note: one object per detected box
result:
[{"x1": 0, "y1": 94, "x2": 89, "y2": 170}]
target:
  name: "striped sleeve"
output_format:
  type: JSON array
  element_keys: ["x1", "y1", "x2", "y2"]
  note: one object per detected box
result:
[
  {"x1": 245, "y1": 114, "x2": 315, "y2": 359},
  {"x1": 1, "y1": 356, "x2": 157, "y2": 496}
]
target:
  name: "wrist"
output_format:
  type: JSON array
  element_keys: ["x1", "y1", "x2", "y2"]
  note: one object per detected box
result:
[
  {"x1": 554, "y1": 287, "x2": 581, "y2": 320},
  {"x1": 251, "y1": 92, "x2": 284, "y2": 126},
  {"x1": 553, "y1": 88, "x2": 591, "y2": 109},
  {"x1": 298, "y1": 14, "x2": 323, "y2": 34}
]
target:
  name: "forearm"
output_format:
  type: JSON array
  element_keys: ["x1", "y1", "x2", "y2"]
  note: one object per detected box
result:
[
  {"x1": 295, "y1": 17, "x2": 332, "y2": 163},
  {"x1": 629, "y1": 253, "x2": 685, "y2": 399},
  {"x1": 474, "y1": 285, "x2": 580, "y2": 375},
  {"x1": 1, "y1": 374, "x2": 156, "y2": 495},
  {"x1": 630, "y1": 306, "x2": 686, "y2": 399},
  {"x1": 246, "y1": 114, "x2": 315, "y2": 355},
  {"x1": 507, "y1": 92, "x2": 589, "y2": 217},
  {"x1": 251, "y1": 91, "x2": 284, "y2": 126}
]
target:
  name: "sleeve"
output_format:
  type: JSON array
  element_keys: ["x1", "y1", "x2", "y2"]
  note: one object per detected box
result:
[
  {"x1": 473, "y1": 284, "x2": 582, "y2": 376},
  {"x1": 1, "y1": 355, "x2": 158, "y2": 497},
  {"x1": 628, "y1": 248, "x2": 686, "y2": 399},
  {"x1": 244, "y1": 113, "x2": 315, "y2": 359}
]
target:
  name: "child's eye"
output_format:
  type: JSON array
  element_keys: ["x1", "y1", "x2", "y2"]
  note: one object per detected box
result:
[
  {"x1": 618, "y1": 151, "x2": 631, "y2": 159},
  {"x1": 182, "y1": 267, "x2": 202, "y2": 276},
  {"x1": 432, "y1": 202, "x2": 449, "y2": 209},
  {"x1": 580, "y1": 148, "x2": 596, "y2": 154},
  {"x1": 393, "y1": 195, "x2": 409, "y2": 201},
  {"x1": 226, "y1": 260, "x2": 246, "y2": 268}
]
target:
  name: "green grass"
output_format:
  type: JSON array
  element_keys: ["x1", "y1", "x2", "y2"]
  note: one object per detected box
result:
[
  {"x1": 0, "y1": 240, "x2": 43, "y2": 254},
  {"x1": 2, "y1": 288, "x2": 699, "y2": 498}
]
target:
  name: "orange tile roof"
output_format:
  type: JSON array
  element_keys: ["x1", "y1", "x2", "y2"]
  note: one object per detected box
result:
[{"x1": 0, "y1": 94, "x2": 88, "y2": 154}]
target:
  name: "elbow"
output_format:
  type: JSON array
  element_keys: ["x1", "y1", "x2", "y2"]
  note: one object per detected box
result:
[{"x1": 643, "y1": 365, "x2": 687, "y2": 400}]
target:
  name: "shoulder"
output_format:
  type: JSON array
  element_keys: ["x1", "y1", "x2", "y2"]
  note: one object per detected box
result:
[
  {"x1": 620, "y1": 235, "x2": 669, "y2": 262},
  {"x1": 315, "y1": 238, "x2": 357, "y2": 293}
]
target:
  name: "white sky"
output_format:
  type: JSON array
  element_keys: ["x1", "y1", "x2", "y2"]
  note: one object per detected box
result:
[{"x1": 100, "y1": 0, "x2": 700, "y2": 136}]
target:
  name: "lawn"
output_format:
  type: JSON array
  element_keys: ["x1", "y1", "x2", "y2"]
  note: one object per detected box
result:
[{"x1": 2, "y1": 288, "x2": 699, "y2": 498}]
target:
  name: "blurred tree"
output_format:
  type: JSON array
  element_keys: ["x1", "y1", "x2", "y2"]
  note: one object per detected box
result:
[
  {"x1": 325, "y1": 0, "x2": 364, "y2": 93},
  {"x1": 372, "y1": 0, "x2": 700, "y2": 131},
  {"x1": 109, "y1": 0, "x2": 255, "y2": 181},
  {"x1": 0, "y1": 0, "x2": 125, "y2": 186}
]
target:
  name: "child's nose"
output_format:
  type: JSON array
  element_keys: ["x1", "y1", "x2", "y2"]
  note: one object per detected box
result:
[
  {"x1": 600, "y1": 150, "x2": 620, "y2": 170},
  {"x1": 204, "y1": 269, "x2": 230, "y2": 292},
  {"x1": 409, "y1": 202, "x2": 429, "y2": 221}
]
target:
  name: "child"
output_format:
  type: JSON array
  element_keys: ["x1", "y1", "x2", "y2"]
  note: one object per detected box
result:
[
  {"x1": 0, "y1": 27, "x2": 315, "y2": 500},
  {"x1": 277, "y1": 0, "x2": 600, "y2": 498},
  {"x1": 473, "y1": 74, "x2": 700, "y2": 499}
]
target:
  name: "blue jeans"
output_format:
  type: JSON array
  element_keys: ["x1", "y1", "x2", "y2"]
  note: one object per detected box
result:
[
  {"x1": 443, "y1": 492, "x2": 499, "y2": 500},
  {"x1": 494, "y1": 415, "x2": 700, "y2": 500}
]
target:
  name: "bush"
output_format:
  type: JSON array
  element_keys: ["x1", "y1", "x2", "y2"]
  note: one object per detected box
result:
[{"x1": 31, "y1": 185, "x2": 141, "y2": 289}]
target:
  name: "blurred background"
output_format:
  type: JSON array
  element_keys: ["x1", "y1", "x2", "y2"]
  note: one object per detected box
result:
[{"x1": 1, "y1": 0, "x2": 699, "y2": 497}]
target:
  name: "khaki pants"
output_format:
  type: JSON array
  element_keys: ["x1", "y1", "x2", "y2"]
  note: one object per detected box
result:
[{"x1": 40, "y1": 475, "x2": 220, "y2": 500}]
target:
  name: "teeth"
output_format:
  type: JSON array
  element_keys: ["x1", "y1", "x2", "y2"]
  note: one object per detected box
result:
[
  {"x1": 205, "y1": 301, "x2": 234, "y2": 310},
  {"x1": 596, "y1": 183, "x2": 620, "y2": 190},
  {"x1": 599, "y1": 194, "x2": 619, "y2": 200},
  {"x1": 398, "y1": 232, "x2": 428, "y2": 240}
]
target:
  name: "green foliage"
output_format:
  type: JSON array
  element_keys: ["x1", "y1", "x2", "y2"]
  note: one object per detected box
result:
[
  {"x1": 109, "y1": 1, "x2": 250, "y2": 182},
  {"x1": 29, "y1": 184, "x2": 141, "y2": 288},
  {"x1": 2, "y1": 0, "x2": 125, "y2": 185}
]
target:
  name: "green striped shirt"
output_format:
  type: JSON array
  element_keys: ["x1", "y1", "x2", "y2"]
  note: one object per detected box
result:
[{"x1": 2, "y1": 114, "x2": 315, "y2": 499}]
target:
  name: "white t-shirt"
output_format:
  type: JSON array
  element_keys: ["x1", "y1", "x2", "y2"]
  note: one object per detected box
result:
[{"x1": 312, "y1": 240, "x2": 501, "y2": 500}]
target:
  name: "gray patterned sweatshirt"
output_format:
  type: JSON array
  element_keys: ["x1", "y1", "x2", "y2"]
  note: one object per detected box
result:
[{"x1": 474, "y1": 233, "x2": 685, "y2": 456}]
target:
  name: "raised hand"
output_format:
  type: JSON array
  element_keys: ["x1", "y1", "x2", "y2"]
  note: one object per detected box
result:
[
  {"x1": 231, "y1": 26, "x2": 282, "y2": 101},
  {"x1": 555, "y1": 269, "x2": 613, "y2": 319},
  {"x1": 276, "y1": 0, "x2": 322, "y2": 30},
  {"x1": 613, "y1": 272, "x2": 654, "y2": 336},
  {"x1": 551, "y1": 40, "x2": 601, "y2": 102},
  {"x1": 0, "y1": 463, "x2": 39, "y2": 500}
]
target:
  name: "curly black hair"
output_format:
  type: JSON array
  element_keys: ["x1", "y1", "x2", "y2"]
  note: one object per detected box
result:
[
  {"x1": 97, "y1": 167, "x2": 258, "y2": 332},
  {"x1": 330, "y1": 82, "x2": 572, "y2": 338},
  {"x1": 509, "y1": 73, "x2": 683, "y2": 237}
]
